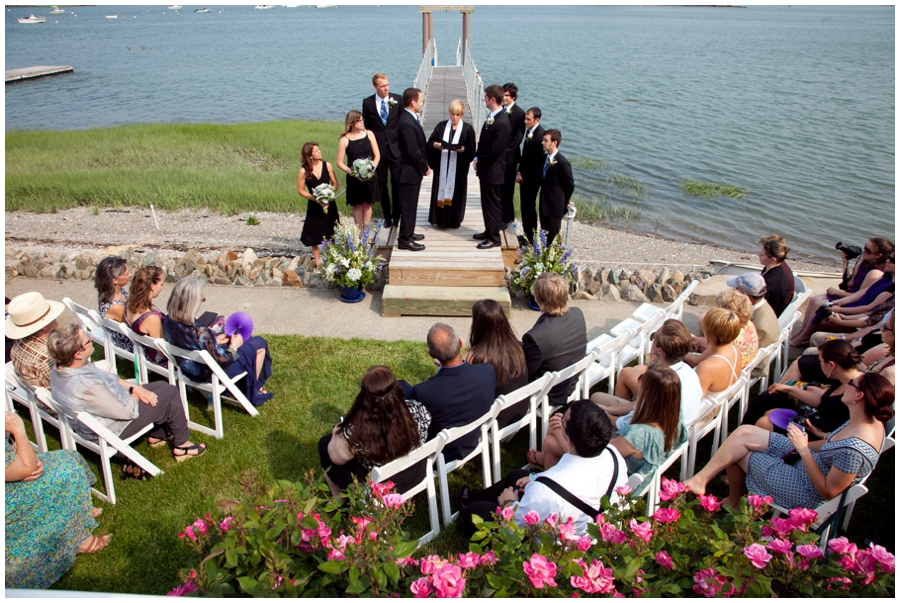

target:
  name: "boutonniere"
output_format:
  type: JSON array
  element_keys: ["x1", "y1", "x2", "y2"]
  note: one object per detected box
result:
[
  {"x1": 525, "y1": 133, "x2": 533, "y2": 142},
  {"x1": 506, "y1": 107, "x2": 513, "y2": 116},
  {"x1": 387, "y1": 97, "x2": 397, "y2": 108},
  {"x1": 485, "y1": 117, "x2": 494, "y2": 127},
  {"x1": 548, "y1": 157, "x2": 557, "y2": 167}
]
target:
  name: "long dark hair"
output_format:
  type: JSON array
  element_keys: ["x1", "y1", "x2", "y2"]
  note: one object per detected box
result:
[
  {"x1": 94, "y1": 256, "x2": 128, "y2": 304},
  {"x1": 341, "y1": 366, "x2": 421, "y2": 466},
  {"x1": 856, "y1": 372, "x2": 895, "y2": 423},
  {"x1": 467, "y1": 299, "x2": 526, "y2": 387},
  {"x1": 864, "y1": 237, "x2": 894, "y2": 269},
  {"x1": 127, "y1": 266, "x2": 163, "y2": 315},
  {"x1": 631, "y1": 364, "x2": 682, "y2": 451},
  {"x1": 301, "y1": 141, "x2": 320, "y2": 181}
]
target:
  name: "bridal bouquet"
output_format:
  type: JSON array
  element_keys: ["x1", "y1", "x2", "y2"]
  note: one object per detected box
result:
[
  {"x1": 510, "y1": 229, "x2": 574, "y2": 293},
  {"x1": 312, "y1": 183, "x2": 335, "y2": 208},
  {"x1": 350, "y1": 158, "x2": 376, "y2": 182},
  {"x1": 319, "y1": 223, "x2": 386, "y2": 289}
]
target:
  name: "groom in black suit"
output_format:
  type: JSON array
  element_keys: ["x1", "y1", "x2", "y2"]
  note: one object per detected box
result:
[
  {"x1": 473, "y1": 84, "x2": 511, "y2": 249},
  {"x1": 501, "y1": 83, "x2": 526, "y2": 229},
  {"x1": 539, "y1": 129, "x2": 575, "y2": 246},
  {"x1": 516, "y1": 107, "x2": 545, "y2": 244},
  {"x1": 362, "y1": 73, "x2": 403, "y2": 227},
  {"x1": 394, "y1": 88, "x2": 429, "y2": 251}
]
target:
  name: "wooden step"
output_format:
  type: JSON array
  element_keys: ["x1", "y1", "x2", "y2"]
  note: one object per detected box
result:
[{"x1": 382, "y1": 285, "x2": 511, "y2": 317}]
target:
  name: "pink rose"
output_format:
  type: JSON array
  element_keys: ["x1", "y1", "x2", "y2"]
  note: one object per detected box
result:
[
  {"x1": 368, "y1": 531, "x2": 378, "y2": 541},
  {"x1": 629, "y1": 519, "x2": 654, "y2": 543},
  {"x1": 746, "y1": 494, "x2": 773, "y2": 511},
  {"x1": 866, "y1": 544, "x2": 895, "y2": 573},
  {"x1": 479, "y1": 550, "x2": 497, "y2": 566},
  {"x1": 766, "y1": 538, "x2": 793, "y2": 555},
  {"x1": 497, "y1": 505, "x2": 515, "y2": 521},
  {"x1": 523, "y1": 553, "x2": 558, "y2": 589},
  {"x1": 544, "y1": 513, "x2": 558, "y2": 528},
  {"x1": 655, "y1": 550, "x2": 674, "y2": 569},
  {"x1": 599, "y1": 522, "x2": 626, "y2": 544},
  {"x1": 594, "y1": 513, "x2": 606, "y2": 525},
  {"x1": 558, "y1": 517, "x2": 576, "y2": 541},
  {"x1": 615, "y1": 484, "x2": 632, "y2": 497},
  {"x1": 570, "y1": 558, "x2": 615, "y2": 594},
  {"x1": 432, "y1": 564, "x2": 466, "y2": 598},
  {"x1": 827, "y1": 537, "x2": 855, "y2": 555},
  {"x1": 410, "y1": 578, "x2": 433, "y2": 598},
  {"x1": 420, "y1": 554, "x2": 445, "y2": 575},
  {"x1": 219, "y1": 517, "x2": 234, "y2": 532},
  {"x1": 788, "y1": 508, "x2": 818, "y2": 529},
  {"x1": 457, "y1": 552, "x2": 480, "y2": 569},
  {"x1": 523, "y1": 509, "x2": 541, "y2": 526},
  {"x1": 698, "y1": 494, "x2": 721, "y2": 512},
  {"x1": 371, "y1": 480, "x2": 395, "y2": 499},
  {"x1": 576, "y1": 535, "x2": 592, "y2": 552},
  {"x1": 796, "y1": 543, "x2": 824, "y2": 560},
  {"x1": 762, "y1": 516, "x2": 797, "y2": 539},
  {"x1": 397, "y1": 556, "x2": 419, "y2": 568},
  {"x1": 327, "y1": 548, "x2": 345, "y2": 561},
  {"x1": 652, "y1": 507, "x2": 680, "y2": 524},
  {"x1": 658, "y1": 478, "x2": 686, "y2": 502},
  {"x1": 743, "y1": 543, "x2": 773, "y2": 569},
  {"x1": 192, "y1": 519, "x2": 208, "y2": 535},
  {"x1": 167, "y1": 580, "x2": 199, "y2": 596},
  {"x1": 184, "y1": 525, "x2": 197, "y2": 541},
  {"x1": 383, "y1": 493, "x2": 404, "y2": 510},
  {"x1": 692, "y1": 568, "x2": 725, "y2": 597}
]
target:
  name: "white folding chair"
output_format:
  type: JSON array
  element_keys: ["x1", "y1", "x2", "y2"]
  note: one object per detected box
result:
[
  {"x1": 615, "y1": 310, "x2": 667, "y2": 369},
  {"x1": 35, "y1": 387, "x2": 162, "y2": 504},
  {"x1": 538, "y1": 350, "x2": 601, "y2": 441},
  {"x1": 717, "y1": 375, "x2": 749, "y2": 447},
  {"x1": 62, "y1": 298, "x2": 112, "y2": 366},
  {"x1": 5, "y1": 363, "x2": 53, "y2": 451},
  {"x1": 668, "y1": 280, "x2": 700, "y2": 322},
  {"x1": 736, "y1": 348, "x2": 771, "y2": 423},
  {"x1": 681, "y1": 376, "x2": 745, "y2": 480},
  {"x1": 371, "y1": 432, "x2": 447, "y2": 548},
  {"x1": 776, "y1": 310, "x2": 802, "y2": 380},
  {"x1": 97, "y1": 314, "x2": 139, "y2": 378},
  {"x1": 116, "y1": 324, "x2": 177, "y2": 386},
  {"x1": 751, "y1": 340, "x2": 782, "y2": 397},
  {"x1": 627, "y1": 440, "x2": 689, "y2": 515},
  {"x1": 156, "y1": 340, "x2": 259, "y2": 439},
  {"x1": 436, "y1": 410, "x2": 494, "y2": 527},
  {"x1": 583, "y1": 330, "x2": 635, "y2": 395},
  {"x1": 489, "y1": 374, "x2": 554, "y2": 480}
]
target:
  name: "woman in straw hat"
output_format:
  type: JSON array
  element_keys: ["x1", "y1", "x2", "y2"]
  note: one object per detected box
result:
[{"x1": 7, "y1": 291, "x2": 66, "y2": 396}]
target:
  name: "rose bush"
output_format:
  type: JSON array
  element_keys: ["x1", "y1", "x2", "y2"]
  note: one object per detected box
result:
[{"x1": 169, "y1": 474, "x2": 894, "y2": 597}]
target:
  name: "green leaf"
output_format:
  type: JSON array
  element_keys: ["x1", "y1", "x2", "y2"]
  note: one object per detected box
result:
[
  {"x1": 318, "y1": 560, "x2": 348, "y2": 575},
  {"x1": 471, "y1": 513, "x2": 484, "y2": 525},
  {"x1": 300, "y1": 515, "x2": 320, "y2": 529},
  {"x1": 383, "y1": 560, "x2": 400, "y2": 584},
  {"x1": 236, "y1": 576, "x2": 259, "y2": 594},
  {"x1": 266, "y1": 521, "x2": 288, "y2": 539},
  {"x1": 349, "y1": 565, "x2": 360, "y2": 584},
  {"x1": 373, "y1": 566, "x2": 387, "y2": 590},
  {"x1": 622, "y1": 557, "x2": 643, "y2": 582},
  {"x1": 471, "y1": 530, "x2": 488, "y2": 541},
  {"x1": 224, "y1": 548, "x2": 238, "y2": 568},
  {"x1": 660, "y1": 583, "x2": 682, "y2": 594},
  {"x1": 390, "y1": 540, "x2": 417, "y2": 560},
  {"x1": 344, "y1": 577, "x2": 371, "y2": 595},
  {"x1": 565, "y1": 559, "x2": 584, "y2": 576}
]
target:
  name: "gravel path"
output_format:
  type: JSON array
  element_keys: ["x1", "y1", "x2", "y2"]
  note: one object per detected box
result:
[{"x1": 5, "y1": 207, "x2": 840, "y2": 274}]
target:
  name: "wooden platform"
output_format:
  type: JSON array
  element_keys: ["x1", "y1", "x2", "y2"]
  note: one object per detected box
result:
[
  {"x1": 379, "y1": 167, "x2": 518, "y2": 317},
  {"x1": 6, "y1": 65, "x2": 73, "y2": 83}
]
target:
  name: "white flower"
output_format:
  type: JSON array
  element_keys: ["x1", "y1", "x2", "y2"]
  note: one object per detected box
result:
[
  {"x1": 485, "y1": 117, "x2": 494, "y2": 127},
  {"x1": 534, "y1": 262, "x2": 545, "y2": 274},
  {"x1": 347, "y1": 268, "x2": 362, "y2": 282},
  {"x1": 325, "y1": 264, "x2": 336, "y2": 277},
  {"x1": 506, "y1": 107, "x2": 513, "y2": 116},
  {"x1": 340, "y1": 258, "x2": 350, "y2": 268},
  {"x1": 387, "y1": 97, "x2": 397, "y2": 108},
  {"x1": 365, "y1": 260, "x2": 373, "y2": 270},
  {"x1": 548, "y1": 157, "x2": 557, "y2": 167}
]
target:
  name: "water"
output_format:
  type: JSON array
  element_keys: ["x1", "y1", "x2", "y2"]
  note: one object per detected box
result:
[{"x1": 6, "y1": 5, "x2": 894, "y2": 263}]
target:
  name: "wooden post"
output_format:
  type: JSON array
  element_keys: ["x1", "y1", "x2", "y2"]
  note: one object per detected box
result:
[
  {"x1": 462, "y1": 11, "x2": 470, "y2": 63},
  {"x1": 422, "y1": 11, "x2": 429, "y2": 54}
]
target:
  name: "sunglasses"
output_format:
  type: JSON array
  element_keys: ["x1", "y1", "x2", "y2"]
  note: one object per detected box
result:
[
  {"x1": 864, "y1": 246, "x2": 876, "y2": 254},
  {"x1": 887, "y1": 257, "x2": 896, "y2": 264}
]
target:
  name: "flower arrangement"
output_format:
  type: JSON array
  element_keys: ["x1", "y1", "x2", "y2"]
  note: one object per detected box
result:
[
  {"x1": 318, "y1": 223, "x2": 385, "y2": 289},
  {"x1": 350, "y1": 158, "x2": 376, "y2": 182},
  {"x1": 169, "y1": 474, "x2": 894, "y2": 598},
  {"x1": 509, "y1": 228, "x2": 574, "y2": 293},
  {"x1": 312, "y1": 183, "x2": 335, "y2": 208}
]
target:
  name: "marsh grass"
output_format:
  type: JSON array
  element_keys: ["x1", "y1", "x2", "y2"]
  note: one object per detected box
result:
[
  {"x1": 681, "y1": 178, "x2": 749, "y2": 199},
  {"x1": 568, "y1": 156, "x2": 646, "y2": 224}
]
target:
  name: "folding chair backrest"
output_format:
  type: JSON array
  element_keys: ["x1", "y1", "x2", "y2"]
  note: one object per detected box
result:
[
  {"x1": 668, "y1": 279, "x2": 699, "y2": 321},
  {"x1": 119, "y1": 325, "x2": 175, "y2": 384},
  {"x1": 557, "y1": 349, "x2": 600, "y2": 403},
  {"x1": 62, "y1": 298, "x2": 107, "y2": 346},
  {"x1": 371, "y1": 432, "x2": 446, "y2": 492}
]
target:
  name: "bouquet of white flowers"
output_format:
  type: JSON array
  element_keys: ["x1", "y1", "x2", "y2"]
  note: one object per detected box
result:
[
  {"x1": 312, "y1": 183, "x2": 335, "y2": 208},
  {"x1": 350, "y1": 158, "x2": 377, "y2": 182}
]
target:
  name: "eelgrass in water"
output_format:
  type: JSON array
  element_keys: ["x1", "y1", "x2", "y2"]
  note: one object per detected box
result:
[{"x1": 681, "y1": 178, "x2": 749, "y2": 199}]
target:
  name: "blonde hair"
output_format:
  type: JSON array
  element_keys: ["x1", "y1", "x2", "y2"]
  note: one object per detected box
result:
[
  {"x1": 449, "y1": 99, "x2": 465, "y2": 116},
  {"x1": 532, "y1": 272, "x2": 569, "y2": 316},
  {"x1": 372, "y1": 73, "x2": 387, "y2": 86},
  {"x1": 716, "y1": 289, "x2": 752, "y2": 325},
  {"x1": 702, "y1": 308, "x2": 742, "y2": 347}
]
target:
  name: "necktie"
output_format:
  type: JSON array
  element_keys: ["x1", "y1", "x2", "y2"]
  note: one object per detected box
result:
[
  {"x1": 543, "y1": 155, "x2": 550, "y2": 179},
  {"x1": 380, "y1": 99, "x2": 388, "y2": 126}
]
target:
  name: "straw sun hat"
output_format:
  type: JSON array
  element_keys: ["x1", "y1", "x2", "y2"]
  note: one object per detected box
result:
[{"x1": 5, "y1": 292, "x2": 65, "y2": 340}]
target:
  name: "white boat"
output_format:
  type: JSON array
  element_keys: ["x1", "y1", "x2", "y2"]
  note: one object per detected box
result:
[
  {"x1": 316, "y1": 5, "x2": 337, "y2": 8},
  {"x1": 18, "y1": 14, "x2": 46, "y2": 24},
  {"x1": 255, "y1": 5, "x2": 276, "y2": 9},
  {"x1": 50, "y1": 6, "x2": 65, "y2": 14},
  {"x1": 168, "y1": 4, "x2": 183, "y2": 9},
  {"x1": 710, "y1": 260, "x2": 842, "y2": 280},
  {"x1": 105, "y1": 15, "x2": 117, "y2": 19},
  {"x1": 195, "y1": 8, "x2": 210, "y2": 13}
]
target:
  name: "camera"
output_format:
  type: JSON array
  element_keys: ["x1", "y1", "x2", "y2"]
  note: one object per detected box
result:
[{"x1": 835, "y1": 242, "x2": 862, "y2": 260}]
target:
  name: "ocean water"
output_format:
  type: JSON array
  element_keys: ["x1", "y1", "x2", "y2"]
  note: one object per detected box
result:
[{"x1": 5, "y1": 5, "x2": 894, "y2": 263}]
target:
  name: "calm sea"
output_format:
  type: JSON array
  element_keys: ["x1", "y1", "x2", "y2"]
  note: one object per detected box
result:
[{"x1": 5, "y1": 5, "x2": 895, "y2": 263}]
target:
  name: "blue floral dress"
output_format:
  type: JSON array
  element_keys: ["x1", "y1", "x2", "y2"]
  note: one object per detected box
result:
[{"x1": 5, "y1": 440, "x2": 98, "y2": 589}]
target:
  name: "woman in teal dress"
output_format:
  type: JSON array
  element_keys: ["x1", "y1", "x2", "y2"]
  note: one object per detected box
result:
[
  {"x1": 610, "y1": 364, "x2": 686, "y2": 481},
  {"x1": 5, "y1": 411, "x2": 110, "y2": 589}
]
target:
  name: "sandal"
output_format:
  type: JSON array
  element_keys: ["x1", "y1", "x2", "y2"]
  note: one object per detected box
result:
[
  {"x1": 147, "y1": 435, "x2": 174, "y2": 448},
  {"x1": 526, "y1": 449, "x2": 545, "y2": 471},
  {"x1": 77, "y1": 534, "x2": 112, "y2": 555},
  {"x1": 174, "y1": 442, "x2": 207, "y2": 462},
  {"x1": 122, "y1": 462, "x2": 152, "y2": 481}
]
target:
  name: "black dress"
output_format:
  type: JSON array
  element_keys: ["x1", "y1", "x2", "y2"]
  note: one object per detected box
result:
[
  {"x1": 344, "y1": 135, "x2": 379, "y2": 207},
  {"x1": 299, "y1": 161, "x2": 340, "y2": 248},
  {"x1": 741, "y1": 386, "x2": 849, "y2": 439},
  {"x1": 426, "y1": 120, "x2": 476, "y2": 228}
]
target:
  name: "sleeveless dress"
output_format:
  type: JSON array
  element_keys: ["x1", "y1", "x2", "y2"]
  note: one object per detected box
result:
[
  {"x1": 99, "y1": 287, "x2": 133, "y2": 353},
  {"x1": 128, "y1": 308, "x2": 168, "y2": 367},
  {"x1": 344, "y1": 136, "x2": 379, "y2": 207},
  {"x1": 742, "y1": 383, "x2": 849, "y2": 435},
  {"x1": 5, "y1": 441, "x2": 98, "y2": 588},
  {"x1": 299, "y1": 161, "x2": 340, "y2": 248}
]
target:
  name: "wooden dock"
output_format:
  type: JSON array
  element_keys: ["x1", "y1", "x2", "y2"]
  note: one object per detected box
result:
[
  {"x1": 421, "y1": 65, "x2": 472, "y2": 133},
  {"x1": 6, "y1": 65, "x2": 73, "y2": 83},
  {"x1": 378, "y1": 167, "x2": 519, "y2": 317}
]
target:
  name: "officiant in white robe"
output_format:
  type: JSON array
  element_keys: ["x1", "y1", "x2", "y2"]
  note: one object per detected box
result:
[{"x1": 426, "y1": 100, "x2": 477, "y2": 229}]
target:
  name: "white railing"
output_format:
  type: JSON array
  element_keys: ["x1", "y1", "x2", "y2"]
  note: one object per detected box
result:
[
  {"x1": 456, "y1": 38, "x2": 462, "y2": 67},
  {"x1": 413, "y1": 38, "x2": 437, "y2": 94},
  {"x1": 461, "y1": 41, "x2": 485, "y2": 133}
]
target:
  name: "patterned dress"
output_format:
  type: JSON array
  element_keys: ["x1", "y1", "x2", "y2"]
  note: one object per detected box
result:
[
  {"x1": 5, "y1": 440, "x2": 98, "y2": 589},
  {"x1": 99, "y1": 287, "x2": 133, "y2": 353}
]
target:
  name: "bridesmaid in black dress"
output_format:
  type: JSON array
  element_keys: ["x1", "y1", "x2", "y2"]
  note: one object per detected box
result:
[
  {"x1": 426, "y1": 99, "x2": 476, "y2": 229},
  {"x1": 298, "y1": 141, "x2": 340, "y2": 266},
  {"x1": 336, "y1": 110, "x2": 381, "y2": 232}
]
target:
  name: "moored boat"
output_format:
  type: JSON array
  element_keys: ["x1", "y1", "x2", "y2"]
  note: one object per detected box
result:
[
  {"x1": 195, "y1": 8, "x2": 210, "y2": 13},
  {"x1": 50, "y1": 7, "x2": 65, "y2": 14},
  {"x1": 18, "y1": 14, "x2": 46, "y2": 24}
]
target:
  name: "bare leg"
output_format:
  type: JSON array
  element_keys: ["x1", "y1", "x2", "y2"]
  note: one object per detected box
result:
[
  {"x1": 352, "y1": 206, "x2": 365, "y2": 232},
  {"x1": 683, "y1": 425, "x2": 771, "y2": 496},
  {"x1": 255, "y1": 348, "x2": 265, "y2": 380},
  {"x1": 755, "y1": 411, "x2": 776, "y2": 432},
  {"x1": 779, "y1": 359, "x2": 802, "y2": 384},
  {"x1": 615, "y1": 366, "x2": 645, "y2": 399},
  {"x1": 541, "y1": 432, "x2": 567, "y2": 470},
  {"x1": 722, "y1": 462, "x2": 748, "y2": 509},
  {"x1": 312, "y1": 248, "x2": 321, "y2": 266},
  {"x1": 363, "y1": 203, "x2": 373, "y2": 227},
  {"x1": 792, "y1": 297, "x2": 826, "y2": 344}
]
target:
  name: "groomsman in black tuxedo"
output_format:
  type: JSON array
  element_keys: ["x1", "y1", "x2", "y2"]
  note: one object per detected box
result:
[
  {"x1": 362, "y1": 73, "x2": 403, "y2": 227},
  {"x1": 394, "y1": 88, "x2": 430, "y2": 251},
  {"x1": 539, "y1": 129, "x2": 575, "y2": 246},
  {"x1": 473, "y1": 84, "x2": 511, "y2": 249},
  {"x1": 516, "y1": 107, "x2": 545, "y2": 245},
  {"x1": 500, "y1": 83, "x2": 526, "y2": 229}
]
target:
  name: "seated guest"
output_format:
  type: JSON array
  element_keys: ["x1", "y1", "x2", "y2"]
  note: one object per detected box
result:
[
  {"x1": 94, "y1": 256, "x2": 133, "y2": 353},
  {"x1": 686, "y1": 373, "x2": 892, "y2": 513},
  {"x1": 464, "y1": 299, "x2": 528, "y2": 427},
  {"x1": 319, "y1": 366, "x2": 431, "y2": 497},
  {"x1": 757, "y1": 234, "x2": 795, "y2": 318},
  {"x1": 743, "y1": 339, "x2": 862, "y2": 440},
  {"x1": 6, "y1": 411, "x2": 111, "y2": 588},
  {"x1": 7, "y1": 292, "x2": 65, "y2": 405},
  {"x1": 609, "y1": 364, "x2": 686, "y2": 484},
  {"x1": 726, "y1": 272, "x2": 779, "y2": 349},
  {"x1": 5, "y1": 297, "x2": 13, "y2": 363},
  {"x1": 408, "y1": 323, "x2": 495, "y2": 462},
  {"x1": 692, "y1": 309, "x2": 742, "y2": 397},
  {"x1": 687, "y1": 288, "x2": 758, "y2": 370},
  {"x1": 125, "y1": 266, "x2": 168, "y2": 367},
  {"x1": 457, "y1": 399, "x2": 628, "y2": 537},
  {"x1": 47, "y1": 324, "x2": 206, "y2": 469},
  {"x1": 163, "y1": 277, "x2": 272, "y2": 406},
  {"x1": 809, "y1": 302, "x2": 893, "y2": 353}
]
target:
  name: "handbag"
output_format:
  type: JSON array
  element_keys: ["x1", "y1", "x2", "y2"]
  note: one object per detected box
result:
[{"x1": 535, "y1": 448, "x2": 619, "y2": 518}]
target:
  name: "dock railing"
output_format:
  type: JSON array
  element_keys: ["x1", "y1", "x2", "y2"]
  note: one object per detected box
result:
[
  {"x1": 460, "y1": 41, "x2": 485, "y2": 133},
  {"x1": 413, "y1": 38, "x2": 437, "y2": 96}
]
